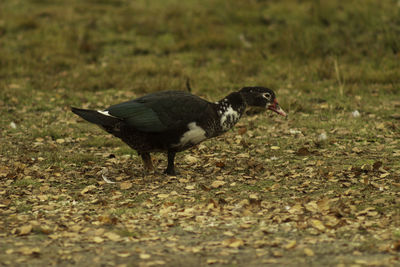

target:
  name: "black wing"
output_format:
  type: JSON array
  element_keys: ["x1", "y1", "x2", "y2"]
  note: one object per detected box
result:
[{"x1": 105, "y1": 91, "x2": 210, "y2": 132}]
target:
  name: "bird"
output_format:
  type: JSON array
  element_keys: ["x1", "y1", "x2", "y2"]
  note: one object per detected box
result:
[{"x1": 71, "y1": 87, "x2": 286, "y2": 175}]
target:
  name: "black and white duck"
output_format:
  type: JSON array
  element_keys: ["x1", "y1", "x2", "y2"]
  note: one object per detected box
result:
[{"x1": 71, "y1": 87, "x2": 286, "y2": 175}]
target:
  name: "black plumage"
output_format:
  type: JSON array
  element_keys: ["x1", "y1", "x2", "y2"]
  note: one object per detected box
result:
[{"x1": 71, "y1": 87, "x2": 286, "y2": 175}]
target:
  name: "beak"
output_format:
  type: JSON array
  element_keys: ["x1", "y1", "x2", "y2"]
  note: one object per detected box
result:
[{"x1": 268, "y1": 99, "x2": 287, "y2": 117}]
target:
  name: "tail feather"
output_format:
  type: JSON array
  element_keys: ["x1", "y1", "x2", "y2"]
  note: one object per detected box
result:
[{"x1": 71, "y1": 107, "x2": 121, "y2": 127}]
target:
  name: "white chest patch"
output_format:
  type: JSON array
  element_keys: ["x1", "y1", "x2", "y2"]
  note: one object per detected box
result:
[
  {"x1": 176, "y1": 122, "x2": 206, "y2": 147},
  {"x1": 220, "y1": 105, "x2": 240, "y2": 131}
]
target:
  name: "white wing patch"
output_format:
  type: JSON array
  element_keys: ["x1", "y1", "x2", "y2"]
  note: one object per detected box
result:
[
  {"x1": 220, "y1": 106, "x2": 240, "y2": 131},
  {"x1": 176, "y1": 122, "x2": 206, "y2": 147},
  {"x1": 97, "y1": 110, "x2": 117, "y2": 118}
]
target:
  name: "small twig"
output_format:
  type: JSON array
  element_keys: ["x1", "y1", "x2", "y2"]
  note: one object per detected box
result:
[
  {"x1": 334, "y1": 58, "x2": 344, "y2": 97},
  {"x1": 101, "y1": 167, "x2": 116, "y2": 184},
  {"x1": 186, "y1": 77, "x2": 192, "y2": 92}
]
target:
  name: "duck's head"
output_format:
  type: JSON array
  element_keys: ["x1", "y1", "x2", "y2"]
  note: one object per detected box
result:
[{"x1": 239, "y1": 87, "x2": 287, "y2": 117}]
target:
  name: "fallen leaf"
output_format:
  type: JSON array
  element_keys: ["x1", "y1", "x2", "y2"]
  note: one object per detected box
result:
[
  {"x1": 69, "y1": 225, "x2": 82, "y2": 232},
  {"x1": 93, "y1": 236, "x2": 104, "y2": 243},
  {"x1": 283, "y1": 240, "x2": 296, "y2": 249},
  {"x1": 215, "y1": 161, "x2": 225, "y2": 168},
  {"x1": 288, "y1": 204, "x2": 303, "y2": 214},
  {"x1": 304, "y1": 248, "x2": 315, "y2": 256},
  {"x1": 296, "y1": 147, "x2": 311, "y2": 156},
  {"x1": 317, "y1": 198, "x2": 330, "y2": 213},
  {"x1": 37, "y1": 194, "x2": 48, "y2": 201},
  {"x1": 373, "y1": 161, "x2": 383, "y2": 170},
  {"x1": 272, "y1": 250, "x2": 283, "y2": 257},
  {"x1": 380, "y1": 173, "x2": 390, "y2": 178},
  {"x1": 120, "y1": 182, "x2": 132, "y2": 190},
  {"x1": 222, "y1": 238, "x2": 244, "y2": 248},
  {"x1": 305, "y1": 201, "x2": 319, "y2": 213},
  {"x1": 376, "y1": 122, "x2": 385, "y2": 129},
  {"x1": 139, "y1": 253, "x2": 151, "y2": 259},
  {"x1": 104, "y1": 232, "x2": 121, "y2": 241},
  {"x1": 229, "y1": 239, "x2": 245, "y2": 248},
  {"x1": 80, "y1": 185, "x2": 96, "y2": 195},
  {"x1": 238, "y1": 127, "x2": 247, "y2": 135},
  {"x1": 211, "y1": 180, "x2": 226, "y2": 189},
  {"x1": 249, "y1": 193, "x2": 258, "y2": 200},
  {"x1": 184, "y1": 155, "x2": 198, "y2": 164},
  {"x1": 223, "y1": 231, "x2": 235, "y2": 237},
  {"x1": 18, "y1": 225, "x2": 32, "y2": 235},
  {"x1": 117, "y1": 252, "x2": 131, "y2": 258},
  {"x1": 309, "y1": 219, "x2": 326, "y2": 231},
  {"x1": 19, "y1": 247, "x2": 40, "y2": 256},
  {"x1": 185, "y1": 184, "x2": 196, "y2": 190},
  {"x1": 324, "y1": 215, "x2": 339, "y2": 227}
]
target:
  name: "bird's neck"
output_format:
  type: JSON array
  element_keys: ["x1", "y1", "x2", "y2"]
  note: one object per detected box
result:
[{"x1": 215, "y1": 92, "x2": 246, "y2": 132}]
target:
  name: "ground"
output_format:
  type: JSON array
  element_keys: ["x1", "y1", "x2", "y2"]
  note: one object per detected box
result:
[{"x1": 1, "y1": 0, "x2": 400, "y2": 266}]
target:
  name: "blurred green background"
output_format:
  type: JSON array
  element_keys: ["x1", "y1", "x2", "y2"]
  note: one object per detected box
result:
[{"x1": 1, "y1": 0, "x2": 398, "y2": 97}]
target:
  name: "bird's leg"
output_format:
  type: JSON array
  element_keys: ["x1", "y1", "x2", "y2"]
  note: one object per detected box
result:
[
  {"x1": 140, "y1": 152, "x2": 154, "y2": 172},
  {"x1": 164, "y1": 150, "x2": 178, "y2": 176}
]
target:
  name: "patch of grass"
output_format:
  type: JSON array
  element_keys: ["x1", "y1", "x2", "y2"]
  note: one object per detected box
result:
[
  {"x1": 393, "y1": 229, "x2": 400, "y2": 239},
  {"x1": 13, "y1": 178, "x2": 41, "y2": 188},
  {"x1": 130, "y1": 192, "x2": 151, "y2": 204},
  {"x1": 81, "y1": 136, "x2": 122, "y2": 148},
  {"x1": 15, "y1": 203, "x2": 33, "y2": 213},
  {"x1": 116, "y1": 229, "x2": 141, "y2": 238},
  {"x1": 67, "y1": 153, "x2": 99, "y2": 166},
  {"x1": 114, "y1": 146, "x2": 137, "y2": 157},
  {"x1": 30, "y1": 126, "x2": 69, "y2": 141}
]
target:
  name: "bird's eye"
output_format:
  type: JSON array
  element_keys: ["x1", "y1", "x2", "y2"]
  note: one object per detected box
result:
[{"x1": 263, "y1": 93, "x2": 271, "y2": 100}]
